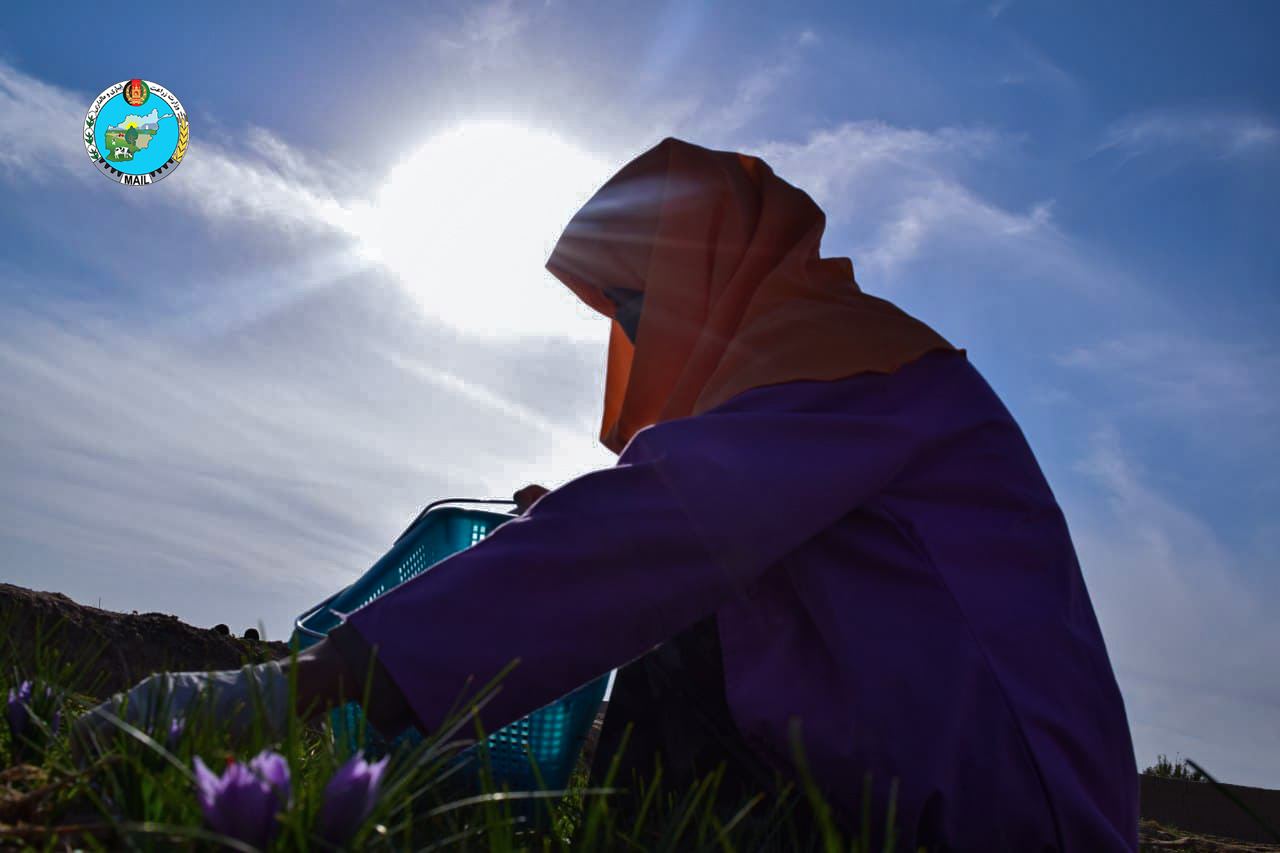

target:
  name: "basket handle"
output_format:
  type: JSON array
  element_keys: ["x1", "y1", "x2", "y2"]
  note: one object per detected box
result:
[
  {"x1": 293, "y1": 498, "x2": 518, "y2": 644},
  {"x1": 393, "y1": 497, "x2": 517, "y2": 544}
]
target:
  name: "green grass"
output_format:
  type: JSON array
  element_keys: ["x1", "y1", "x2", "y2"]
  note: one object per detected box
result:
[{"x1": 1, "y1": 617, "x2": 906, "y2": 851}]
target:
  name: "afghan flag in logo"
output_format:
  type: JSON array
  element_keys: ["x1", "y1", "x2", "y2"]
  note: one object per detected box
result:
[{"x1": 124, "y1": 79, "x2": 150, "y2": 107}]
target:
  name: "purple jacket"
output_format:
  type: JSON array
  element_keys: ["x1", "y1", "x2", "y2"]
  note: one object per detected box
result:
[{"x1": 338, "y1": 350, "x2": 1139, "y2": 850}]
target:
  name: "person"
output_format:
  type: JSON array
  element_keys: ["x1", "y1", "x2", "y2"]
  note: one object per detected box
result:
[{"x1": 85, "y1": 137, "x2": 1139, "y2": 851}]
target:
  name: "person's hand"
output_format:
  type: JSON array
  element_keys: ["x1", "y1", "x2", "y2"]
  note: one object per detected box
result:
[
  {"x1": 74, "y1": 661, "x2": 290, "y2": 759},
  {"x1": 513, "y1": 484, "x2": 550, "y2": 514}
]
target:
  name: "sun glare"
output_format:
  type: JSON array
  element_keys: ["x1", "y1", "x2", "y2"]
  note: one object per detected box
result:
[{"x1": 357, "y1": 121, "x2": 615, "y2": 339}]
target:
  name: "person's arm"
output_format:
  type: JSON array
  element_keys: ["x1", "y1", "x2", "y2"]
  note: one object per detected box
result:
[
  {"x1": 336, "y1": 385, "x2": 927, "y2": 737},
  {"x1": 286, "y1": 484, "x2": 555, "y2": 732},
  {"x1": 282, "y1": 637, "x2": 416, "y2": 733}
]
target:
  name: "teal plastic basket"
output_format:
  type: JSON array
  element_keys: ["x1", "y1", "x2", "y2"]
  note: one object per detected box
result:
[{"x1": 292, "y1": 499, "x2": 610, "y2": 794}]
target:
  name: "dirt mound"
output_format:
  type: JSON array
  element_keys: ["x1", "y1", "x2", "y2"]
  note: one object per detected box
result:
[
  {"x1": 1, "y1": 583, "x2": 291, "y2": 701},
  {"x1": 1140, "y1": 818, "x2": 1280, "y2": 851}
]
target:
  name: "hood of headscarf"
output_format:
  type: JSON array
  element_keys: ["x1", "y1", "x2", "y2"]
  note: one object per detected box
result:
[{"x1": 545, "y1": 137, "x2": 960, "y2": 455}]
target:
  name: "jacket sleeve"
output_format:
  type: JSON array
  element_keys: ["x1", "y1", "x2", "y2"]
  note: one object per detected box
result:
[{"x1": 339, "y1": 388, "x2": 926, "y2": 736}]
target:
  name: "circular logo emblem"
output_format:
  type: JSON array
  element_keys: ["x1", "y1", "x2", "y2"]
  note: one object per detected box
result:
[{"x1": 84, "y1": 79, "x2": 188, "y2": 186}]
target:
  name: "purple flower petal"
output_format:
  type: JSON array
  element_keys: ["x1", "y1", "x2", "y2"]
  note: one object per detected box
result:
[
  {"x1": 317, "y1": 753, "x2": 390, "y2": 845},
  {"x1": 192, "y1": 751, "x2": 291, "y2": 848},
  {"x1": 165, "y1": 716, "x2": 185, "y2": 751},
  {"x1": 192, "y1": 756, "x2": 224, "y2": 823},
  {"x1": 6, "y1": 681, "x2": 33, "y2": 739},
  {"x1": 249, "y1": 750, "x2": 292, "y2": 797},
  {"x1": 224, "y1": 763, "x2": 279, "y2": 846}
]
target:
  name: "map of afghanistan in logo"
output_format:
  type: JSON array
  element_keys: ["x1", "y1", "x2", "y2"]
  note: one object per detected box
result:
[{"x1": 84, "y1": 79, "x2": 188, "y2": 185}]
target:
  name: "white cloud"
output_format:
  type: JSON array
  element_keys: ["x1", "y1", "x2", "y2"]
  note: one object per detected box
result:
[
  {"x1": 750, "y1": 122, "x2": 1059, "y2": 281},
  {"x1": 460, "y1": 0, "x2": 530, "y2": 48},
  {"x1": 1099, "y1": 109, "x2": 1280, "y2": 161},
  {"x1": 0, "y1": 60, "x2": 615, "y2": 343},
  {"x1": 0, "y1": 62, "x2": 95, "y2": 175},
  {"x1": 426, "y1": 0, "x2": 537, "y2": 67},
  {"x1": 1058, "y1": 332, "x2": 1280, "y2": 423},
  {"x1": 158, "y1": 143, "x2": 362, "y2": 234},
  {"x1": 753, "y1": 121, "x2": 999, "y2": 208},
  {"x1": 244, "y1": 126, "x2": 327, "y2": 185},
  {"x1": 679, "y1": 29, "x2": 822, "y2": 140},
  {"x1": 859, "y1": 184, "x2": 1054, "y2": 279},
  {"x1": 0, "y1": 59, "x2": 360, "y2": 236},
  {"x1": 1064, "y1": 426, "x2": 1280, "y2": 787},
  {"x1": 0, "y1": 65, "x2": 622, "y2": 627},
  {"x1": 0, "y1": 291, "x2": 614, "y2": 637},
  {"x1": 995, "y1": 36, "x2": 1090, "y2": 114}
]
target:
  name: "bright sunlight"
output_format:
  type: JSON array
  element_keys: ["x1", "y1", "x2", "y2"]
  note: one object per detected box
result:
[{"x1": 356, "y1": 121, "x2": 616, "y2": 339}]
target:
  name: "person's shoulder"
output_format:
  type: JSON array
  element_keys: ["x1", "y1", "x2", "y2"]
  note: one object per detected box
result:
[
  {"x1": 701, "y1": 349, "x2": 973, "y2": 416},
  {"x1": 623, "y1": 351, "x2": 984, "y2": 459}
]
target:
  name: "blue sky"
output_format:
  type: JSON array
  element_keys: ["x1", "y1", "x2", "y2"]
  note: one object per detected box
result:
[{"x1": 2, "y1": 1, "x2": 1277, "y2": 788}]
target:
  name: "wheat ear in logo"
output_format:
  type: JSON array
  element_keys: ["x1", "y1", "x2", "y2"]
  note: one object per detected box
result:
[{"x1": 172, "y1": 115, "x2": 189, "y2": 164}]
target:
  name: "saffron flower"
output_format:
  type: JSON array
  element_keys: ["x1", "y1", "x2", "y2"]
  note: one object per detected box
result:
[
  {"x1": 193, "y1": 750, "x2": 291, "y2": 849},
  {"x1": 6, "y1": 681, "x2": 60, "y2": 762},
  {"x1": 316, "y1": 753, "x2": 390, "y2": 846},
  {"x1": 166, "y1": 716, "x2": 185, "y2": 750},
  {"x1": 6, "y1": 680, "x2": 33, "y2": 740}
]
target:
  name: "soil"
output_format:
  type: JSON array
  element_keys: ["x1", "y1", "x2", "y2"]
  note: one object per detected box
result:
[
  {"x1": 1139, "y1": 818, "x2": 1280, "y2": 851},
  {"x1": 1, "y1": 583, "x2": 291, "y2": 701}
]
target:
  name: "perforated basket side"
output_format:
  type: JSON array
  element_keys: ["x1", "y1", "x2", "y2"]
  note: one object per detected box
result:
[
  {"x1": 293, "y1": 508, "x2": 513, "y2": 636},
  {"x1": 461, "y1": 672, "x2": 611, "y2": 791}
]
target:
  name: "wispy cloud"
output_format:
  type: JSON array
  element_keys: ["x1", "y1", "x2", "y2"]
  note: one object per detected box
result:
[
  {"x1": 0, "y1": 59, "x2": 614, "y2": 343},
  {"x1": 425, "y1": 0, "x2": 539, "y2": 68},
  {"x1": 0, "y1": 291, "x2": 613, "y2": 635},
  {"x1": 0, "y1": 60, "x2": 361, "y2": 237},
  {"x1": 752, "y1": 122, "x2": 1058, "y2": 281},
  {"x1": 0, "y1": 55, "x2": 619, "y2": 632},
  {"x1": 756, "y1": 120, "x2": 1002, "y2": 200},
  {"x1": 679, "y1": 29, "x2": 822, "y2": 140},
  {"x1": 1058, "y1": 332, "x2": 1280, "y2": 424},
  {"x1": 1099, "y1": 109, "x2": 1280, "y2": 162},
  {"x1": 858, "y1": 184, "x2": 1054, "y2": 279},
  {"x1": 0, "y1": 62, "x2": 96, "y2": 176},
  {"x1": 1064, "y1": 425, "x2": 1280, "y2": 787},
  {"x1": 987, "y1": 0, "x2": 1014, "y2": 18},
  {"x1": 462, "y1": 0, "x2": 530, "y2": 48}
]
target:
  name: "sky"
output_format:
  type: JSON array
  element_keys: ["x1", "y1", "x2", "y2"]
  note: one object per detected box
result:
[{"x1": 1, "y1": 0, "x2": 1277, "y2": 788}]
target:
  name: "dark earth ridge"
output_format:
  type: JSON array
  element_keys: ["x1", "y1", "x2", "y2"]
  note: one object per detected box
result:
[{"x1": 1, "y1": 582, "x2": 289, "y2": 700}]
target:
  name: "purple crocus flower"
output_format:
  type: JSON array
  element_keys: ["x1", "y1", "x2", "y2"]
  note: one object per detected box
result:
[
  {"x1": 6, "y1": 680, "x2": 33, "y2": 739},
  {"x1": 166, "y1": 716, "x2": 185, "y2": 751},
  {"x1": 316, "y1": 753, "x2": 390, "y2": 846},
  {"x1": 193, "y1": 750, "x2": 291, "y2": 849}
]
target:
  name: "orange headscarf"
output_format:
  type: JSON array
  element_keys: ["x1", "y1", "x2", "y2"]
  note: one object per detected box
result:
[{"x1": 545, "y1": 137, "x2": 960, "y2": 455}]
